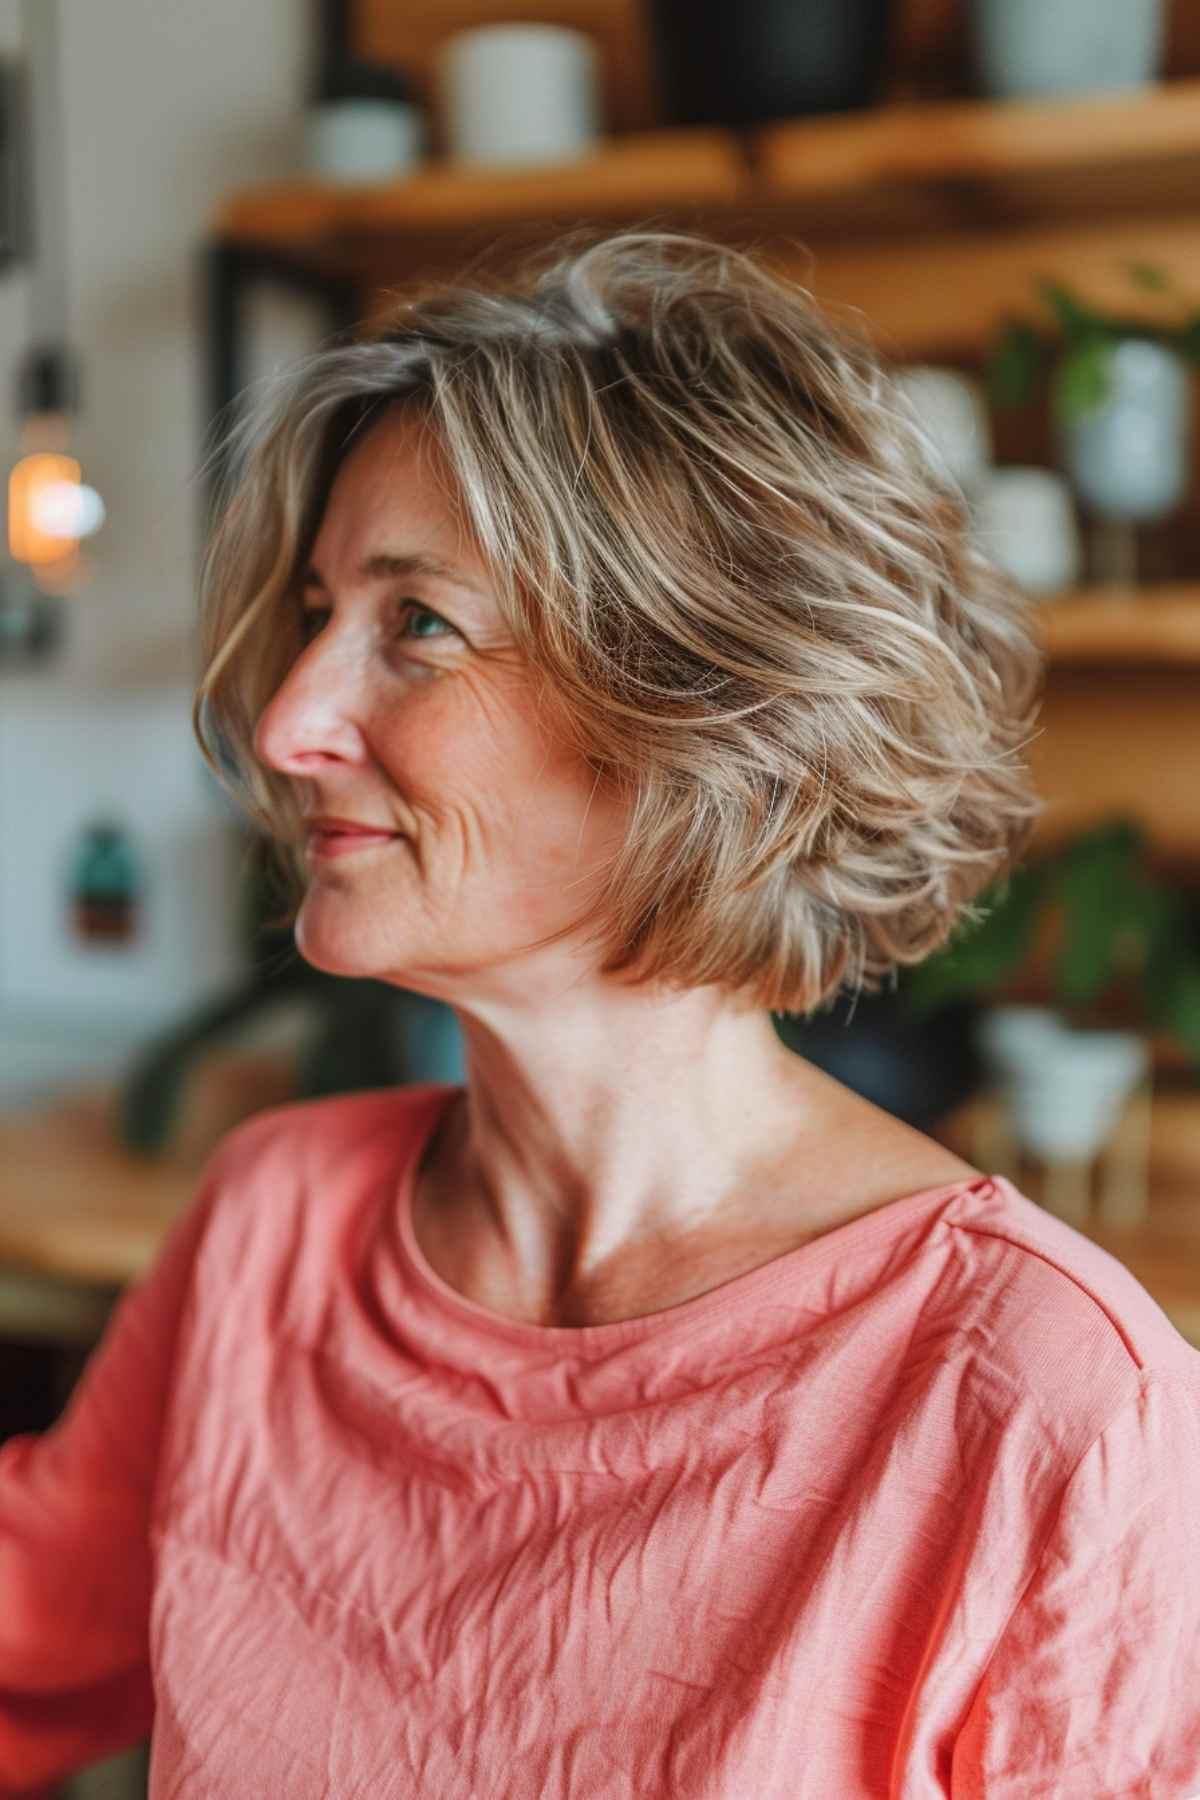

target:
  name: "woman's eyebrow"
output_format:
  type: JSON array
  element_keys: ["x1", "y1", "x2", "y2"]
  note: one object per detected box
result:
[{"x1": 300, "y1": 551, "x2": 486, "y2": 597}]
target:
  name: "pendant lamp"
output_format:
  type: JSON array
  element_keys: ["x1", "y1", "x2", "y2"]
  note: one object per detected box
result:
[{"x1": 1, "y1": 0, "x2": 104, "y2": 665}]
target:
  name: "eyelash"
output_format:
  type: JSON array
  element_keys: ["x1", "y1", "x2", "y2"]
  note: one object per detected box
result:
[{"x1": 298, "y1": 599, "x2": 455, "y2": 644}]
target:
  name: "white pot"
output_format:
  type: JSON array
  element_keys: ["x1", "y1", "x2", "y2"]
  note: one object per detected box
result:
[
  {"x1": 975, "y1": 1005, "x2": 1063, "y2": 1068},
  {"x1": 976, "y1": 1006, "x2": 1148, "y2": 1163},
  {"x1": 1058, "y1": 339, "x2": 1192, "y2": 524}
]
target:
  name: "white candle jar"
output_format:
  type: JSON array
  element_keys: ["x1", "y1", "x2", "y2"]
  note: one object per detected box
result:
[{"x1": 439, "y1": 24, "x2": 601, "y2": 167}]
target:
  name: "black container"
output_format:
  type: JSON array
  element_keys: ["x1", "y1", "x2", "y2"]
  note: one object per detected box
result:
[
  {"x1": 772, "y1": 990, "x2": 983, "y2": 1134},
  {"x1": 645, "y1": 0, "x2": 893, "y2": 128}
]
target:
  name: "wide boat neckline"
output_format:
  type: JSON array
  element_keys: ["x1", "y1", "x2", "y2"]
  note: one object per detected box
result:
[{"x1": 390, "y1": 1083, "x2": 1002, "y2": 1352}]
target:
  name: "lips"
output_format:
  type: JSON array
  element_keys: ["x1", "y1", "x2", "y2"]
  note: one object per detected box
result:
[
  {"x1": 304, "y1": 817, "x2": 405, "y2": 860},
  {"x1": 305, "y1": 815, "x2": 401, "y2": 836}
]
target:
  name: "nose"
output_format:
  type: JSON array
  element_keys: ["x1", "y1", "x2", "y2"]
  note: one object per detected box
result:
[{"x1": 253, "y1": 637, "x2": 367, "y2": 780}]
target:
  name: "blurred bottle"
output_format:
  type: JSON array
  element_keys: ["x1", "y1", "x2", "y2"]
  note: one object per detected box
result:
[{"x1": 70, "y1": 817, "x2": 140, "y2": 945}]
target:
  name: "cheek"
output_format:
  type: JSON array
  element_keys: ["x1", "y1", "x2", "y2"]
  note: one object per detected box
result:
[{"x1": 373, "y1": 681, "x2": 619, "y2": 866}]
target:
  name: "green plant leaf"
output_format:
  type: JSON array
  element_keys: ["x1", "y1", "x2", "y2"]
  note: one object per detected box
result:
[
  {"x1": 1052, "y1": 337, "x2": 1114, "y2": 422},
  {"x1": 899, "y1": 862, "x2": 1049, "y2": 1018},
  {"x1": 1050, "y1": 824, "x2": 1148, "y2": 1005},
  {"x1": 1142, "y1": 938, "x2": 1200, "y2": 1068},
  {"x1": 1037, "y1": 278, "x2": 1109, "y2": 343},
  {"x1": 985, "y1": 321, "x2": 1042, "y2": 410},
  {"x1": 1177, "y1": 314, "x2": 1200, "y2": 365}
]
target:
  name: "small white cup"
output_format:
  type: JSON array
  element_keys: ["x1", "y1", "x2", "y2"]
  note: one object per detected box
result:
[
  {"x1": 306, "y1": 100, "x2": 423, "y2": 182},
  {"x1": 972, "y1": 466, "x2": 1082, "y2": 594},
  {"x1": 439, "y1": 24, "x2": 601, "y2": 166},
  {"x1": 894, "y1": 365, "x2": 993, "y2": 497}
]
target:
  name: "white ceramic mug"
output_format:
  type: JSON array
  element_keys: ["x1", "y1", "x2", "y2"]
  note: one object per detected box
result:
[
  {"x1": 972, "y1": 466, "x2": 1082, "y2": 593},
  {"x1": 439, "y1": 24, "x2": 601, "y2": 166}
]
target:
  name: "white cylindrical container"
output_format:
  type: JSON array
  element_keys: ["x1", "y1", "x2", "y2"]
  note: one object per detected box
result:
[
  {"x1": 306, "y1": 100, "x2": 423, "y2": 182},
  {"x1": 307, "y1": 59, "x2": 424, "y2": 182},
  {"x1": 894, "y1": 365, "x2": 993, "y2": 498},
  {"x1": 969, "y1": 0, "x2": 1164, "y2": 100},
  {"x1": 972, "y1": 466, "x2": 1083, "y2": 593},
  {"x1": 440, "y1": 24, "x2": 600, "y2": 166},
  {"x1": 1003, "y1": 1028, "x2": 1148, "y2": 1164}
]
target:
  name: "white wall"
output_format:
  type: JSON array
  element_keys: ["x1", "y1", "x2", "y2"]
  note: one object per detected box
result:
[{"x1": 0, "y1": 0, "x2": 328, "y2": 1100}]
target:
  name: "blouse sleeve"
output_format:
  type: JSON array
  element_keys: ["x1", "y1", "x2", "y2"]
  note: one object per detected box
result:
[
  {"x1": 951, "y1": 1368, "x2": 1200, "y2": 1799},
  {"x1": 0, "y1": 1159, "x2": 221, "y2": 1797}
]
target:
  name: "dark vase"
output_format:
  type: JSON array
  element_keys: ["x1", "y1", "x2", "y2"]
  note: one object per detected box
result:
[
  {"x1": 645, "y1": 0, "x2": 893, "y2": 128},
  {"x1": 772, "y1": 991, "x2": 983, "y2": 1134}
]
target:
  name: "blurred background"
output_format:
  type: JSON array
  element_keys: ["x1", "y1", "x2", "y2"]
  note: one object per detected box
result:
[{"x1": 2, "y1": 2, "x2": 1200, "y2": 1790}]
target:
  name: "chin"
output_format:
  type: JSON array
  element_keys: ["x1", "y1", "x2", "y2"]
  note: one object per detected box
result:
[{"x1": 293, "y1": 905, "x2": 382, "y2": 981}]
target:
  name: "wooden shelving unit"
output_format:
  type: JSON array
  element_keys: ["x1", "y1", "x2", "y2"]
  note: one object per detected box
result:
[
  {"x1": 1034, "y1": 585, "x2": 1200, "y2": 666},
  {"x1": 214, "y1": 80, "x2": 1200, "y2": 364},
  {"x1": 217, "y1": 78, "x2": 1200, "y2": 273}
]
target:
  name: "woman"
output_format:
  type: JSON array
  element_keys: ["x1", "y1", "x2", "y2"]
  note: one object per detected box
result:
[{"x1": 2, "y1": 231, "x2": 1198, "y2": 1798}]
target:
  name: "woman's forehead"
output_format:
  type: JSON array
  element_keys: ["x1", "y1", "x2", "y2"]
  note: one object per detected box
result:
[{"x1": 315, "y1": 410, "x2": 484, "y2": 587}]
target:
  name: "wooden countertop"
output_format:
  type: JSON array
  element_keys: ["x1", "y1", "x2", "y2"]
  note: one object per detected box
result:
[{"x1": 0, "y1": 1087, "x2": 200, "y2": 1289}]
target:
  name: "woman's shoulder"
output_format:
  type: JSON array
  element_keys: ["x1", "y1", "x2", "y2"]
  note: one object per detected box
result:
[
  {"x1": 164, "y1": 1085, "x2": 454, "y2": 1327},
  {"x1": 939, "y1": 1171, "x2": 1200, "y2": 1427},
  {"x1": 207, "y1": 1082, "x2": 449, "y2": 1177},
  {"x1": 187, "y1": 1082, "x2": 452, "y2": 1249}
]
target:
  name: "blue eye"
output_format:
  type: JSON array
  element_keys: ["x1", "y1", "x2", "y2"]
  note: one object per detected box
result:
[
  {"x1": 297, "y1": 600, "x2": 455, "y2": 643},
  {"x1": 401, "y1": 602, "x2": 454, "y2": 640}
]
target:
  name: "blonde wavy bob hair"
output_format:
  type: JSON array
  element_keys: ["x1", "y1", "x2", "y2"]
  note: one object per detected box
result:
[{"x1": 194, "y1": 229, "x2": 1045, "y2": 1017}]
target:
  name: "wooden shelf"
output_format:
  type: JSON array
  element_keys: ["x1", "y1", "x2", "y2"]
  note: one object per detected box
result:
[
  {"x1": 756, "y1": 80, "x2": 1200, "y2": 230},
  {"x1": 216, "y1": 127, "x2": 747, "y2": 257},
  {"x1": 215, "y1": 80, "x2": 1200, "y2": 282},
  {"x1": 1035, "y1": 585, "x2": 1200, "y2": 666}
]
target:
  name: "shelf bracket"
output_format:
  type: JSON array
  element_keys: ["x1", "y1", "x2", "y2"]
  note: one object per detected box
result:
[{"x1": 199, "y1": 236, "x2": 361, "y2": 529}]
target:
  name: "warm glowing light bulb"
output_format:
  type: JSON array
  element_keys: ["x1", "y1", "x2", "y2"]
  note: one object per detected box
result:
[
  {"x1": 30, "y1": 478, "x2": 105, "y2": 539},
  {"x1": 8, "y1": 451, "x2": 81, "y2": 564}
]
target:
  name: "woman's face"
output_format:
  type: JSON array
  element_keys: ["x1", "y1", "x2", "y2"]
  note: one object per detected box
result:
[{"x1": 253, "y1": 404, "x2": 626, "y2": 999}]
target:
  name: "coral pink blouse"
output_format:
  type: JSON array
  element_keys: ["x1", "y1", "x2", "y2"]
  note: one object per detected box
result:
[{"x1": 2, "y1": 1082, "x2": 1199, "y2": 1797}]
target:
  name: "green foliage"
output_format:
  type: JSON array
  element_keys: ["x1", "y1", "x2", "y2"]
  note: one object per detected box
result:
[
  {"x1": 1050, "y1": 338, "x2": 1114, "y2": 423},
  {"x1": 986, "y1": 263, "x2": 1200, "y2": 427},
  {"x1": 902, "y1": 862, "x2": 1047, "y2": 1018},
  {"x1": 898, "y1": 819, "x2": 1200, "y2": 1069}
]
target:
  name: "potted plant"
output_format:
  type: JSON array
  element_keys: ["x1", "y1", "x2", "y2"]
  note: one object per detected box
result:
[
  {"x1": 896, "y1": 817, "x2": 1200, "y2": 1216},
  {"x1": 986, "y1": 262, "x2": 1200, "y2": 583}
]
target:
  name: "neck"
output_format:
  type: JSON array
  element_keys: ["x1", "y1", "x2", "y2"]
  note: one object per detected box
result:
[{"x1": 410, "y1": 981, "x2": 850, "y2": 1326}]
